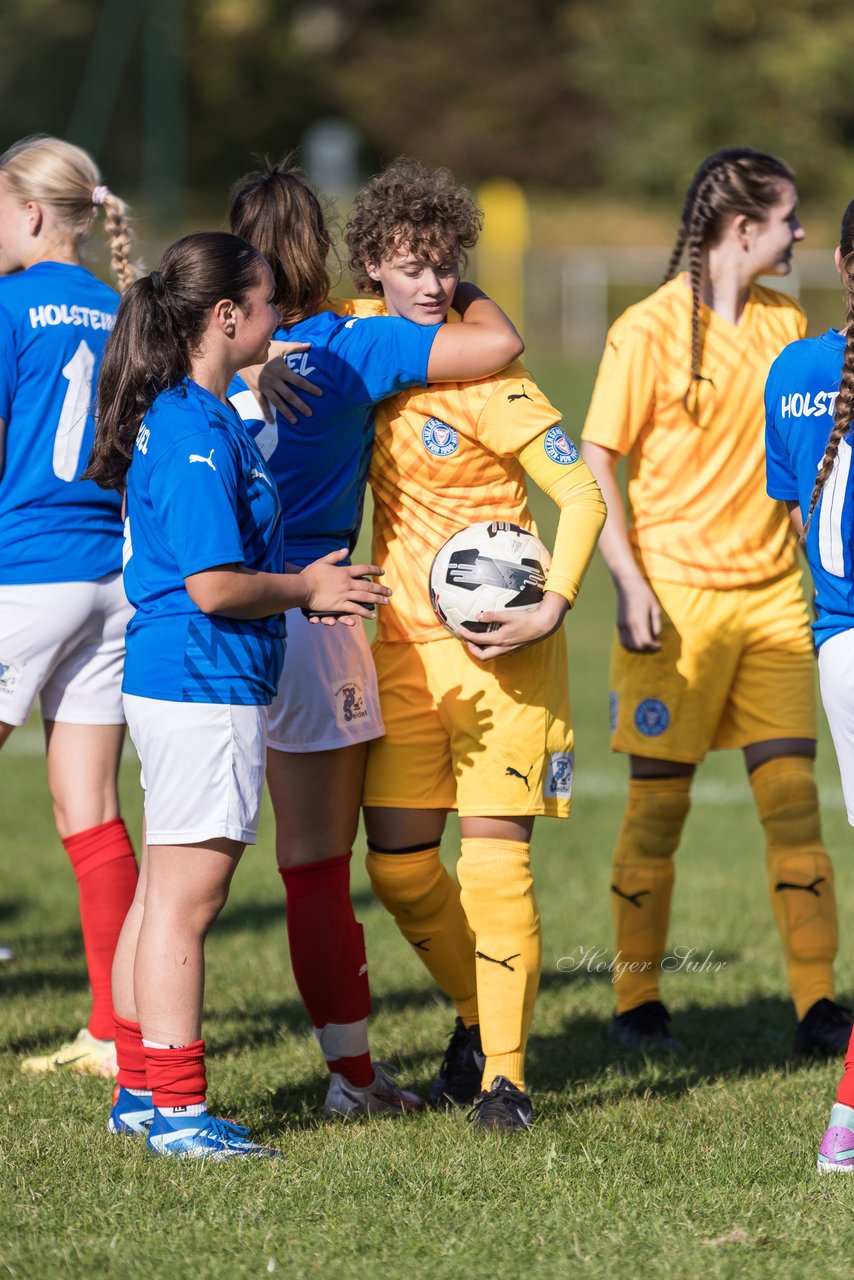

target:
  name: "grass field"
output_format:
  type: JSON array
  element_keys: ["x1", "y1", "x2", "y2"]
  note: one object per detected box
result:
[{"x1": 4, "y1": 357, "x2": 854, "y2": 1280}]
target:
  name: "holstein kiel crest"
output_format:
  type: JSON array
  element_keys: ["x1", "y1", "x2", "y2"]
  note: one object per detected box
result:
[
  {"x1": 422, "y1": 417, "x2": 459, "y2": 456},
  {"x1": 544, "y1": 425, "x2": 579, "y2": 465}
]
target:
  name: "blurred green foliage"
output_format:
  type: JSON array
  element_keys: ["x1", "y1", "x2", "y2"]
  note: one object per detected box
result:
[{"x1": 2, "y1": 0, "x2": 853, "y2": 221}]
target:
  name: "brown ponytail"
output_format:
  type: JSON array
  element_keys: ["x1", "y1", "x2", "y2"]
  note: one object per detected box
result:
[
  {"x1": 229, "y1": 156, "x2": 331, "y2": 327},
  {"x1": 85, "y1": 232, "x2": 266, "y2": 491}
]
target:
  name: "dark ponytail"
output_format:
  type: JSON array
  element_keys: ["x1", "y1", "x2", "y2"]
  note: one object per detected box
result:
[{"x1": 85, "y1": 231, "x2": 265, "y2": 491}]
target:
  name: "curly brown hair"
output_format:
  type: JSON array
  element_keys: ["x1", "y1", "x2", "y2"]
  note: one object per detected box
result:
[{"x1": 345, "y1": 158, "x2": 482, "y2": 296}]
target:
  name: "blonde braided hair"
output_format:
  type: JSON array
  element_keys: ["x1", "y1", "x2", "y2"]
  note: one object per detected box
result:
[{"x1": 0, "y1": 135, "x2": 139, "y2": 293}]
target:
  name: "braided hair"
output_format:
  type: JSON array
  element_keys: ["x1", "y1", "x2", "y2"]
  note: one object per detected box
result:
[
  {"x1": 663, "y1": 148, "x2": 795, "y2": 403},
  {"x1": 0, "y1": 135, "x2": 139, "y2": 293},
  {"x1": 803, "y1": 201, "x2": 854, "y2": 536}
]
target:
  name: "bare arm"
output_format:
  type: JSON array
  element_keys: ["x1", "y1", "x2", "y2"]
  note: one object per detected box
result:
[
  {"x1": 184, "y1": 550, "x2": 390, "y2": 621},
  {"x1": 786, "y1": 498, "x2": 804, "y2": 539},
  {"x1": 580, "y1": 440, "x2": 662, "y2": 652},
  {"x1": 426, "y1": 283, "x2": 524, "y2": 382}
]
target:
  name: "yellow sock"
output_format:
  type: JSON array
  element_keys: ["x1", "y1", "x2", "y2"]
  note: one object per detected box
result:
[
  {"x1": 611, "y1": 777, "x2": 691, "y2": 1015},
  {"x1": 750, "y1": 756, "x2": 838, "y2": 1019},
  {"x1": 457, "y1": 838, "x2": 540, "y2": 1092},
  {"x1": 365, "y1": 846, "x2": 478, "y2": 1024}
]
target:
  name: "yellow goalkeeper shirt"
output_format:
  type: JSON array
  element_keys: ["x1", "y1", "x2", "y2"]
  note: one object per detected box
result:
[
  {"x1": 370, "y1": 361, "x2": 603, "y2": 642},
  {"x1": 581, "y1": 274, "x2": 806, "y2": 589}
]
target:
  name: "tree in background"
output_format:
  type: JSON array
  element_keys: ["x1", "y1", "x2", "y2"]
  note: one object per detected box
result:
[{"x1": 1, "y1": 0, "x2": 853, "y2": 220}]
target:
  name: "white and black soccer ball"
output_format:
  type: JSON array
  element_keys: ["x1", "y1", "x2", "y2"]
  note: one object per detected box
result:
[{"x1": 429, "y1": 521, "x2": 551, "y2": 637}]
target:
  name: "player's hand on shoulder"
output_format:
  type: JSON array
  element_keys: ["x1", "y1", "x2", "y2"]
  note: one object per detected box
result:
[
  {"x1": 301, "y1": 549, "x2": 391, "y2": 622},
  {"x1": 256, "y1": 345, "x2": 322, "y2": 424},
  {"x1": 615, "y1": 578, "x2": 662, "y2": 652},
  {"x1": 458, "y1": 591, "x2": 568, "y2": 660}
]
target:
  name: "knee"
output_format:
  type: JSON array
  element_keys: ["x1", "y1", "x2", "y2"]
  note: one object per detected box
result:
[
  {"x1": 618, "y1": 777, "x2": 691, "y2": 862},
  {"x1": 366, "y1": 845, "x2": 443, "y2": 912},
  {"x1": 750, "y1": 757, "x2": 822, "y2": 847}
]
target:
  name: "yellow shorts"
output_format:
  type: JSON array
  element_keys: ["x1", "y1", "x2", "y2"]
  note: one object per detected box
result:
[
  {"x1": 610, "y1": 570, "x2": 816, "y2": 763},
  {"x1": 364, "y1": 632, "x2": 573, "y2": 818}
]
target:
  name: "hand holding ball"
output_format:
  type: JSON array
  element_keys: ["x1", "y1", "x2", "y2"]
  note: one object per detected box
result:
[{"x1": 429, "y1": 521, "x2": 551, "y2": 638}]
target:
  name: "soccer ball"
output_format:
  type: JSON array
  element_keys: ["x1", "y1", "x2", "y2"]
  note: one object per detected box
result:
[{"x1": 429, "y1": 521, "x2": 551, "y2": 637}]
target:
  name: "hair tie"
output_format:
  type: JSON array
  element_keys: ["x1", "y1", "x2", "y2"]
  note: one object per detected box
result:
[
  {"x1": 149, "y1": 269, "x2": 166, "y2": 297},
  {"x1": 92, "y1": 185, "x2": 110, "y2": 206}
]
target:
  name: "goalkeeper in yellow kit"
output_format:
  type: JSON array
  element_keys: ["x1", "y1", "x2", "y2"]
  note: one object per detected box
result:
[
  {"x1": 580, "y1": 147, "x2": 852, "y2": 1057},
  {"x1": 344, "y1": 160, "x2": 606, "y2": 1131}
]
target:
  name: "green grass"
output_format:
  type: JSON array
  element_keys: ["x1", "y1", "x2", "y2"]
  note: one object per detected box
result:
[{"x1": 4, "y1": 357, "x2": 854, "y2": 1279}]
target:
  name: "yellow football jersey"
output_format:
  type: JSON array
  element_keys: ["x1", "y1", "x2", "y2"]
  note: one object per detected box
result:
[
  {"x1": 581, "y1": 275, "x2": 807, "y2": 589},
  {"x1": 370, "y1": 363, "x2": 573, "y2": 642}
]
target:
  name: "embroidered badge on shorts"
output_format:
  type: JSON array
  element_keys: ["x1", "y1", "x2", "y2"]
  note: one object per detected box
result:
[
  {"x1": 546, "y1": 751, "x2": 574, "y2": 798},
  {"x1": 422, "y1": 418, "x2": 459, "y2": 456},
  {"x1": 334, "y1": 680, "x2": 369, "y2": 728},
  {"x1": 634, "y1": 698, "x2": 670, "y2": 737},
  {"x1": 0, "y1": 661, "x2": 20, "y2": 698},
  {"x1": 544, "y1": 426, "x2": 579, "y2": 465}
]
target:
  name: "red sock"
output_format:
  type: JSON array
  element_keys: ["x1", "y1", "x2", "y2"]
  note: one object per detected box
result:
[
  {"x1": 836, "y1": 1025, "x2": 854, "y2": 1109},
  {"x1": 114, "y1": 1013, "x2": 148, "y2": 1092},
  {"x1": 144, "y1": 1040, "x2": 207, "y2": 1109},
  {"x1": 280, "y1": 853, "x2": 373, "y2": 1087},
  {"x1": 63, "y1": 818, "x2": 138, "y2": 1041}
]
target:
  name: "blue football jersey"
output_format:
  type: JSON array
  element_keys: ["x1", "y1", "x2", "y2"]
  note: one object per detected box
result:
[
  {"x1": 229, "y1": 309, "x2": 437, "y2": 565},
  {"x1": 0, "y1": 261, "x2": 123, "y2": 583},
  {"x1": 765, "y1": 328, "x2": 854, "y2": 647},
  {"x1": 122, "y1": 380, "x2": 284, "y2": 705}
]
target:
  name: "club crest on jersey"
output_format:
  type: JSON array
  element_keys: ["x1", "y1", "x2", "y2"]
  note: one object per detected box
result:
[
  {"x1": 334, "y1": 680, "x2": 369, "y2": 727},
  {"x1": 634, "y1": 698, "x2": 670, "y2": 737},
  {"x1": 422, "y1": 418, "x2": 458, "y2": 456},
  {"x1": 544, "y1": 426, "x2": 578, "y2": 465}
]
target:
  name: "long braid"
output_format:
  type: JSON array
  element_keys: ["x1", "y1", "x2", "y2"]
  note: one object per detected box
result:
[
  {"x1": 101, "y1": 192, "x2": 139, "y2": 293},
  {"x1": 664, "y1": 149, "x2": 796, "y2": 411},
  {"x1": 804, "y1": 223, "x2": 854, "y2": 536}
]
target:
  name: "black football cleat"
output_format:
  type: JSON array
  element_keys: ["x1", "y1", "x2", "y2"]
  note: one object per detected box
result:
[
  {"x1": 794, "y1": 998, "x2": 854, "y2": 1059},
  {"x1": 607, "y1": 1000, "x2": 686, "y2": 1053},
  {"x1": 429, "y1": 1017, "x2": 485, "y2": 1109},
  {"x1": 468, "y1": 1076, "x2": 534, "y2": 1133}
]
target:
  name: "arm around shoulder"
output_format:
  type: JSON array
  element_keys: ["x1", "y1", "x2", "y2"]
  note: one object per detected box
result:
[{"x1": 426, "y1": 283, "x2": 523, "y2": 382}]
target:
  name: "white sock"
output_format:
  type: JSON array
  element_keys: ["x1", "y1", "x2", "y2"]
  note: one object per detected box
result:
[{"x1": 157, "y1": 1102, "x2": 207, "y2": 1118}]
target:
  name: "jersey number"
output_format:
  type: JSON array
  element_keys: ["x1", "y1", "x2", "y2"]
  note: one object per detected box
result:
[
  {"x1": 818, "y1": 436, "x2": 852, "y2": 578},
  {"x1": 53, "y1": 340, "x2": 96, "y2": 482}
]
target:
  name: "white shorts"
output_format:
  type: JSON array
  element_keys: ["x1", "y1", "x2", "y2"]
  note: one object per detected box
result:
[
  {"x1": 267, "y1": 610, "x2": 384, "y2": 753},
  {"x1": 0, "y1": 573, "x2": 130, "y2": 727},
  {"x1": 123, "y1": 694, "x2": 268, "y2": 845},
  {"x1": 818, "y1": 628, "x2": 854, "y2": 826}
]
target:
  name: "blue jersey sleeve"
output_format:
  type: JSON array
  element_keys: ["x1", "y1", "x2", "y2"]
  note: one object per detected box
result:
[
  {"x1": 764, "y1": 359, "x2": 800, "y2": 502},
  {"x1": 338, "y1": 315, "x2": 438, "y2": 404},
  {"x1": 148, "y1": 431, "x2": 246, "y2": 578},
  {"x1": 0, "y1": 304, "x2": 19, "y2": 423}
]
